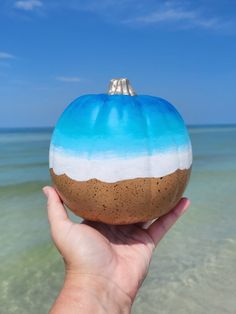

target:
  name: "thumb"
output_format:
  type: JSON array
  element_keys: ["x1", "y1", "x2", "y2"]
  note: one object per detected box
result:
[{"x1": 43, "y1": 186, "x2": 69, "y2": 228}]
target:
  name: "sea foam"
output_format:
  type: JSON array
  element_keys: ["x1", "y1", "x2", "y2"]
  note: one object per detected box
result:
[{"x1": 50, "y1": 145, "x2": 192, "y2": 182}]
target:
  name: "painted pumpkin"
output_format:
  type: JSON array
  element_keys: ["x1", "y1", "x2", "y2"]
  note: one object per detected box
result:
[{"x1": 49, "y1": 78, "x2": 192, "y2": 224}]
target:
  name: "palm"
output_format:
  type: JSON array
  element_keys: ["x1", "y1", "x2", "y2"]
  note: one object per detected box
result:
[
  {"x1": 45, "y1": 187, "x2": 189, "y2": 301},
  {"x1": 56, "y1": 221, "x2": 154, "y2": 299}
]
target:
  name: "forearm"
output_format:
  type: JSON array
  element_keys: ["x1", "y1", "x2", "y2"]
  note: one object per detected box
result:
[{"x1": 49, "y1": 273, "x2": 132, "y2": 314}]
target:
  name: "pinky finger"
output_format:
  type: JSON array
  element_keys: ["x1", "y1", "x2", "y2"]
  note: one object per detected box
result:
[{"x1": 146, "y1": 198, "x2": 190, "y2": 247}]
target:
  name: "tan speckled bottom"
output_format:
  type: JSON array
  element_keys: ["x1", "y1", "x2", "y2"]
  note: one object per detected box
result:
[{"x1": 50, "y1": 168, "x2": 191, "y2": 224}]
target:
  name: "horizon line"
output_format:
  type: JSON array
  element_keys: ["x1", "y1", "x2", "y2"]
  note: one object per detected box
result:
[{"x1": 0, "y1": 123, "x2": 236, "y2": 131}]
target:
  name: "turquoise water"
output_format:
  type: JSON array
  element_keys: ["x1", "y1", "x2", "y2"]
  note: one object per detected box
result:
[
  {"x1": 0, "y1": 126, "x2": 236, "y2": 313},
  {"x1": 52, "y1": 94, "x2": 190, "y2": 156}
]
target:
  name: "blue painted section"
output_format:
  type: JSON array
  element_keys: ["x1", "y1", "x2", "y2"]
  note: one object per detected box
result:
[{"x1": 51, "y1": 94, "x2": 191, "y2": 157}]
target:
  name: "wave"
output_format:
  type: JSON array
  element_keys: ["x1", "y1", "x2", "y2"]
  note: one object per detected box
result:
[
  {"x1": 0, "y1": 180, "x2": 49, "y2": 198},
  {"x1": 50, "y1": 146, "x2": 192, "y2": 182},
  {"x1": 0, "y1": 162, "x2": 48, "y2": 170}
]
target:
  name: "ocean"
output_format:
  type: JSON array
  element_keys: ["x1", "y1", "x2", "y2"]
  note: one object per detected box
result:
[{"x1": 0, "y1": 126, "x2": 236, "y2": 313}]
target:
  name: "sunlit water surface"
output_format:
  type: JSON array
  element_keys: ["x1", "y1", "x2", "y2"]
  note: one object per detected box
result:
[{"x1": 0, "y1": 126, "x2": 235, "y2": 313}]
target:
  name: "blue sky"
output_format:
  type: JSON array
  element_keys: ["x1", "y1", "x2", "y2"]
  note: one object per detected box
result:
[{"x1": 0, "y1": 0, "x2": 236, "y2": 127}]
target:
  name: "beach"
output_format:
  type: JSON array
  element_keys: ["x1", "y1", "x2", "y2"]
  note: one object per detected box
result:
[
  {"x1": 0, "y1": 125, "x2": 236, "y2": 313},
  {"x1": 50, "y1": 168, "x2": 190, "y2": 224}
]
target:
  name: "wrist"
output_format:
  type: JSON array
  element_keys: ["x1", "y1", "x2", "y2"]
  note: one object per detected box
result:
[{"x1": 51, "y1": 271, "x2": 132, "y2": 314}]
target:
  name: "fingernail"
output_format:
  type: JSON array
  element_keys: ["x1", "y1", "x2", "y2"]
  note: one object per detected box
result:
[
  {"x1": 42, "y1": 187, "x2": 49, "y2": 198},
  {"x1": 180, "y1": 199, "x2": 190, "y2": 215},
  {"x1": 180, "y1": 206, "x2": 188, "y2": 216}
]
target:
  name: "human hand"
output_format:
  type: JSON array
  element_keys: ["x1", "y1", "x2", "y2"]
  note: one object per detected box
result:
[{"x1": 43, "y1": 186, "x2": 190, "y2": 314}]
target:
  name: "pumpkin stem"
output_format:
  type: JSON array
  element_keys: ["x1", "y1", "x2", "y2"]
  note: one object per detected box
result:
[{"x1": 108, "y1": 78, "x2": 136, "y2": 96}]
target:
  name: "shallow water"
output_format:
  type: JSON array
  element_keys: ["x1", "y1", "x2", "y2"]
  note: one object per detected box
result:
[{"x1": 0, "y1": 126, "x2": 236, "y2": 313}]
